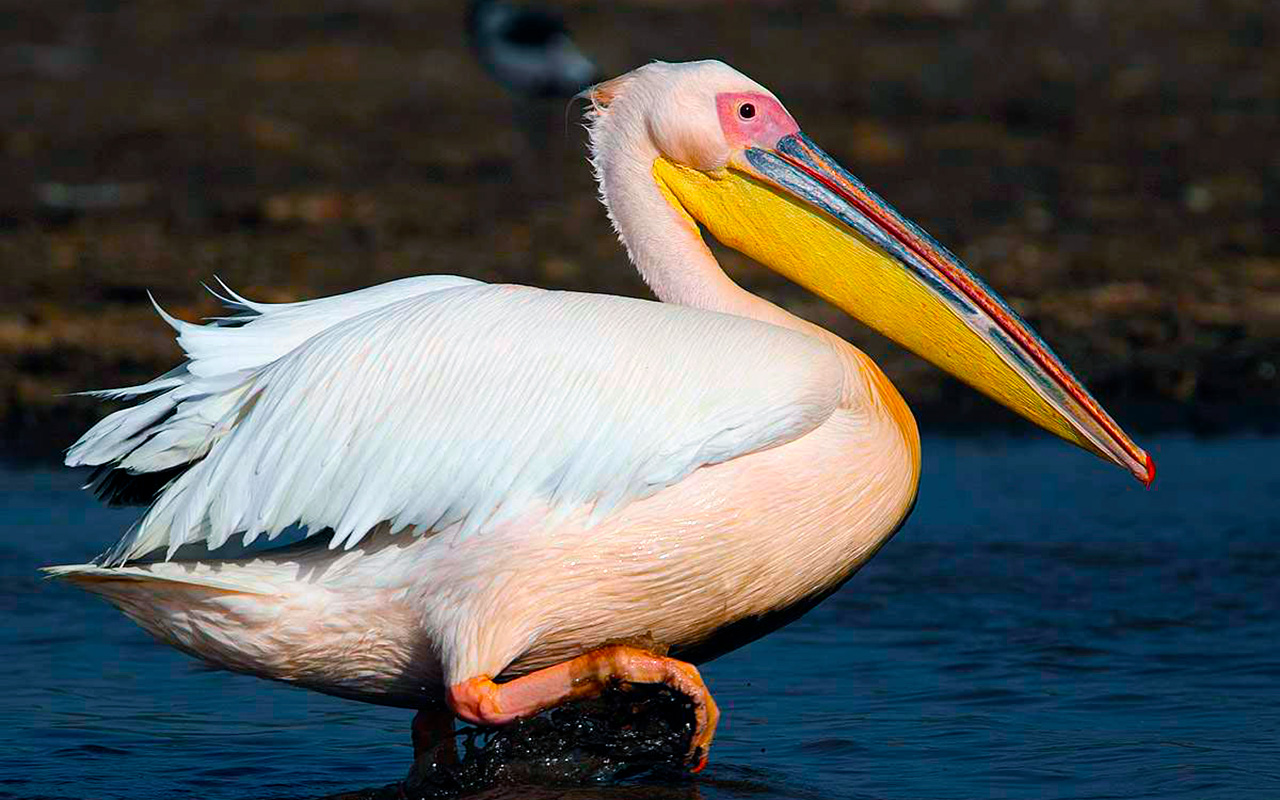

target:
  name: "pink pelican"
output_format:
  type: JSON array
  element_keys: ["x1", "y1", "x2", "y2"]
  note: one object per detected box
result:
[{"x1": 47, "y1": 61, "x2": 1153, "y2": 772}]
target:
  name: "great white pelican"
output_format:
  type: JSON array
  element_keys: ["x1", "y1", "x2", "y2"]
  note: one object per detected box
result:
[{"x1": 47, "y1": 61, "x2": 1152, "y2": 772}]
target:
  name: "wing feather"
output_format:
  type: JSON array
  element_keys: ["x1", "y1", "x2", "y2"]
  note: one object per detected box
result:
[{"x1": 69, "y1": 279, "x2": 843, "y2": 564}]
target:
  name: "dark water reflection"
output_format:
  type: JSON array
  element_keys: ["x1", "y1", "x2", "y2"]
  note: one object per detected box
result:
[{"x1": 3, "y1": 435, "x2": 1278, "y2": 799}]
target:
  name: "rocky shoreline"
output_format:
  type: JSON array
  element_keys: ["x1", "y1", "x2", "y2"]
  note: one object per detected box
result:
[{"x1": 3, "y1": 0, "x2": 1277, "y2": 463}]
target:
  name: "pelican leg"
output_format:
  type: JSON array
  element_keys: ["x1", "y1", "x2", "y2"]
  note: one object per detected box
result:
[
  {"x1": 410, "y1": 704, "x2": 458, "y2": 765},
  {"x1": 446, "y1": 644, "x2": 720, "y2": 771}
]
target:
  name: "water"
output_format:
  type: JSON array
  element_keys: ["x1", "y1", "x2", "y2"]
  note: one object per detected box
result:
[{"x1": 3, "y1": 434, "x2": 1278, "y2": 799}]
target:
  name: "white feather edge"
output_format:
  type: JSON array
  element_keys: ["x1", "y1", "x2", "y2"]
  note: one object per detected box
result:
[
  {"x1": 66, "y1": 276, "x2": 843, "y2": 565},
  {"x1": 40, "y1": 562, "x2": 276, "y2": 594}
]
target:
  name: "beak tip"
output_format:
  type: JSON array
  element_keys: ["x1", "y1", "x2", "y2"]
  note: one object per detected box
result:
[{"x1": 1139, "y1": 450, "x2": 1156, "y2": 487}]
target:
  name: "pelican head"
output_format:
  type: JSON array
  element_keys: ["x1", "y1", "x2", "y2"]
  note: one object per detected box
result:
[{"x1": 585, "y1": 61, "x2": 1152, "y2": 485}]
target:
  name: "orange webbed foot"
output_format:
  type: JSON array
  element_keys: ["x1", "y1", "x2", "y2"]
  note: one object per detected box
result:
[{"x1": 447, "y1": 644, "x2": 719, "y2": 771}]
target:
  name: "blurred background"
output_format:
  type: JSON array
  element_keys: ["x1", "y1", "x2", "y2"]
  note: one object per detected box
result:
[{"x1": 1, "y1": 0, "x2": 1277, "y2": 460}]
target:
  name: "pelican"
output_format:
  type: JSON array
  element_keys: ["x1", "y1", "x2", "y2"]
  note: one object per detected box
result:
[{"x1": 47, "y1": 61, "x2": 1152, "y2": 773}]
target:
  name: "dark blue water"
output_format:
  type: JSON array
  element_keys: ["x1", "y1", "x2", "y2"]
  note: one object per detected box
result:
[{"x1": 3, "y1": 435, "x2": 1278, "y2": 799}]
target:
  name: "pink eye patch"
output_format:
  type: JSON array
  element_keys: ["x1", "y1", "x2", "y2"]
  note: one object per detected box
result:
[{"x1": 715, "y1": 91, "x2": 799, "y2": 150}]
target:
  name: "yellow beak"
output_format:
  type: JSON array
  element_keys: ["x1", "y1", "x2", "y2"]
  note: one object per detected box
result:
[{"x1": 652, "y1": 132, "x2": 1153, "y2": 485}]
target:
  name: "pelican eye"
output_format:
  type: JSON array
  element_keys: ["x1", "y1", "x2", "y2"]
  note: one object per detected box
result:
[{"x1": 738, "y1": 103, "x2": 756, "y2": 120}]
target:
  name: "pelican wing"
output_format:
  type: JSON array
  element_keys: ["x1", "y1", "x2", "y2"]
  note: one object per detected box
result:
[{"x1": 68, "y1": 277, "x2": 842, "y2": 564}]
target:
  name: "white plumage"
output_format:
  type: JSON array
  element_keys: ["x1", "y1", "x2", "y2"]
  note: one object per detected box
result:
[{"x1": 69, "y1": 277, "x2": 842, "y2": 564}]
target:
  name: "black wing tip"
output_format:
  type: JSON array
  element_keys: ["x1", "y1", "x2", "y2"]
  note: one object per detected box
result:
[{"x1": 86, "y1": 463, "x2": 189, "y2": 507}]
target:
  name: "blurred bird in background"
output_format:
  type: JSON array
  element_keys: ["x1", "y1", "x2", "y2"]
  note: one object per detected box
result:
[{"x1": 467, "y1": 0, "x2": 598, "y2": 98}]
